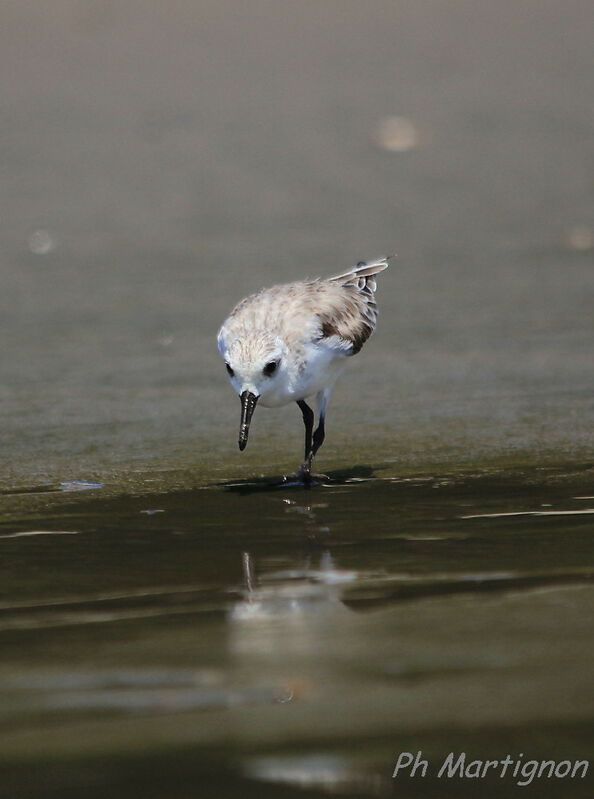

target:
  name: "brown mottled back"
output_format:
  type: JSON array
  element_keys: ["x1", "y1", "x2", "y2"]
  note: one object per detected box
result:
[{"x1": 219, "y1": 256, "x2": 391, "y2": 359}]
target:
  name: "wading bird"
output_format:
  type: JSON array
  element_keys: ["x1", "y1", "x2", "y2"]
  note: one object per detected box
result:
[{"x1": 217, "y1": 256, "x2": 391, "y2": 482}]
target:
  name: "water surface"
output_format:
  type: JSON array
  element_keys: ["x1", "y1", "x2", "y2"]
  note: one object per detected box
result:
[{"x1": 2, "y1": 465, "x2": 593, "y2": 796}]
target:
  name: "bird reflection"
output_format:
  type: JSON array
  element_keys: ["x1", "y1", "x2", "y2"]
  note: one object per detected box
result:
[
  {"x1": 227, "y1": 551, "x2": 357, "y2": 658},
  {"x1": 232, "y1": 550, "x2": 358, "y2": 620}
]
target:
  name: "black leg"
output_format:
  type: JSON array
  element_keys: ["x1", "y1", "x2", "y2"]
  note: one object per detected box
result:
[
  {"x1": 283, "y1": 397, "x2": 329, "y2": 486},
  {"x1": 297, "y1": 400, "x2": 314, "y2": 461},
  {"x1": 311, "y1": 415, "x2": 325, "y2": 456}
]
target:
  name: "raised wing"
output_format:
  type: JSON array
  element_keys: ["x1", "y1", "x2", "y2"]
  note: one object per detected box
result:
[{"x1": 316, "y1": 255, "x2": 392, "y2": 355}]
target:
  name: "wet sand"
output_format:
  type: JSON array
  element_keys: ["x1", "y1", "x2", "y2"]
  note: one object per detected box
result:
[{"x1": 1, "y1": 0, "x2": 593, "y2": 493}]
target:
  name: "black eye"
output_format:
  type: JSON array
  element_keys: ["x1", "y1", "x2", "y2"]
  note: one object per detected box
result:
[
  {"x1": 225, "y1": 363, "x2": 234, "y2": 377},
  {"x1": 263, "y1": 360, "x2": 278, "y2": 377}
]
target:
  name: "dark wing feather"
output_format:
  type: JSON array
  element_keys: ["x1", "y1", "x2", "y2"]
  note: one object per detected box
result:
[{"x1": 317, "y1": 256, "x2": 391, "y2": 355}]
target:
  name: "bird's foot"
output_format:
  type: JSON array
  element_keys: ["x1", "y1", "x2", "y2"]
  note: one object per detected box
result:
[{"x1": 282, "y1": 463, "x2": 330, "y2": 487}]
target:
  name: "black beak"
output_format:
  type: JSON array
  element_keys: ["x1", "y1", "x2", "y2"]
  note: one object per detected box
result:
[{"x1": 238, "y1": 391, "x2": 258, "y2": 451}]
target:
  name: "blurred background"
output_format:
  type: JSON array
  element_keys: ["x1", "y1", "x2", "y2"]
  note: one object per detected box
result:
[{"x1": 1, "y1": 0, "x2": 593, "y2": 487}]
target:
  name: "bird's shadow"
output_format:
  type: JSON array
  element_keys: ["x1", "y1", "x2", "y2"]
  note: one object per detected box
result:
[{"x1": 216, "y1": 464, "x2": 381, "y2": 495}]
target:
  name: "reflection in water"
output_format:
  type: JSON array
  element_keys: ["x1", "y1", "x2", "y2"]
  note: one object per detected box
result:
[
  {"x1": 244, "y1": 753, "x2": 389, "y2": 797},
  {"x1": 462, "y1": 507, "x2": 594, "y2": 518},
  {"x1": 228, "y1": 551, "x2": 354, "y2": 658},
  {"x1": 0, "y1": 666, "x2": 296, "y2": 719},
  {"x1": 1, "y1": 468, "x2": 594, "y2": 798},
  {"x1": 0, "y1": 530, "x2": 79, "y2": 540}
]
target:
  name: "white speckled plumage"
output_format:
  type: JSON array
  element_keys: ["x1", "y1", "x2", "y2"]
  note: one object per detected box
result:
[{"x1": 217, "y1": 255, "x2": 391, "y2": 478}]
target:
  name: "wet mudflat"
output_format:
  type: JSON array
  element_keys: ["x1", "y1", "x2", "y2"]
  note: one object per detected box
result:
[{"x1": 1, "y1": 464, "x2": 593, "y2": 797}]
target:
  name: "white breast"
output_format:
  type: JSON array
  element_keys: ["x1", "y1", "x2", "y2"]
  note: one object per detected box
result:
[{"x1": 258, "y1": 340, "x2": 348, "y2": 407}]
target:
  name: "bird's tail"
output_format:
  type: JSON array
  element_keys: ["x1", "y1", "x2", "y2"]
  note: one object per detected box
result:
[{"x1": 328, "y1": 255, "x2": 393, "y2": 291}]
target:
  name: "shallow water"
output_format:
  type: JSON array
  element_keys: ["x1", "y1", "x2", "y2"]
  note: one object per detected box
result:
[{"x1": 2, "y1": 465, "x2": 594, "y2": 796}]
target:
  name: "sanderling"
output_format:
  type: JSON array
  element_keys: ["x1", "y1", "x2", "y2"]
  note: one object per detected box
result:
[{"x1": 217, "y1": 255, "x2": 391, "y2": 482}]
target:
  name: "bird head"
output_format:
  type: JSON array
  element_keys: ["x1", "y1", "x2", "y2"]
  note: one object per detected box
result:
[{"x1": 218, "y1": 331, "x2": 285, "y2": 450}]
